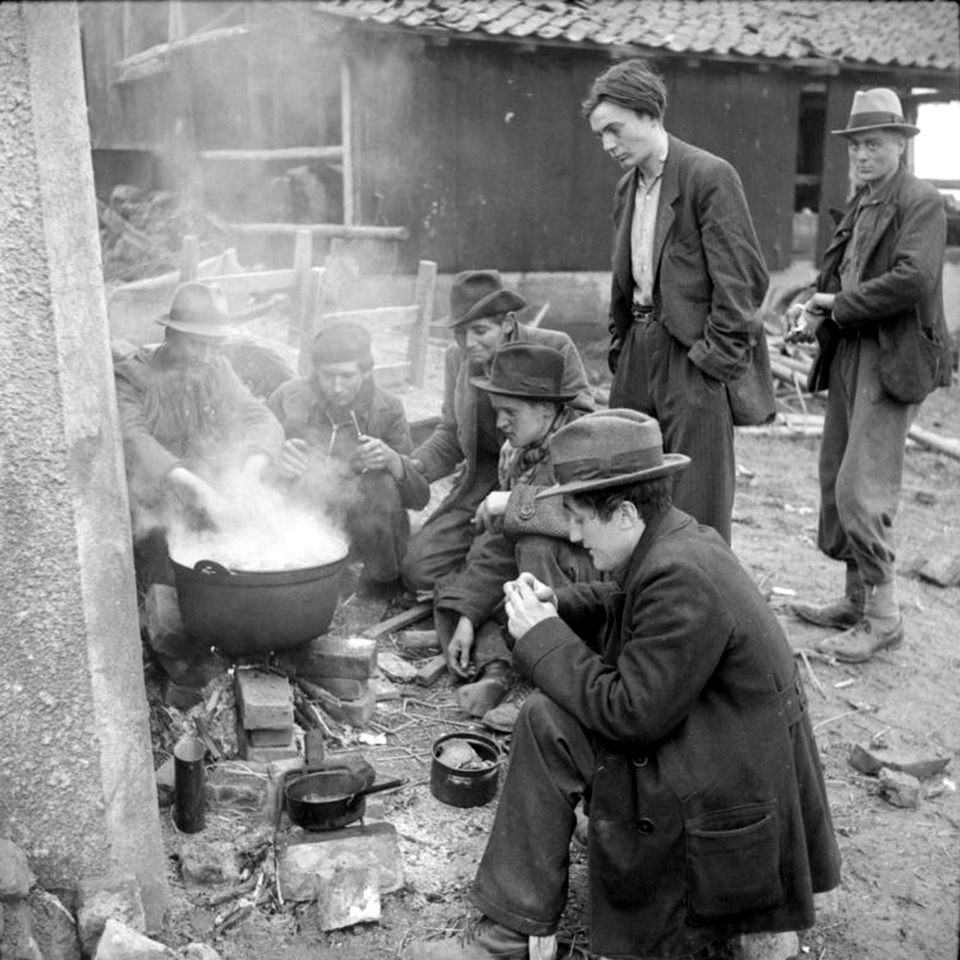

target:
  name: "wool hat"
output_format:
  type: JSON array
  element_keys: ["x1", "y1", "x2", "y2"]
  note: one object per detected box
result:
[
  {"x1": 470, "y1": 342, "x2": 577, "y2": 403},
  {"x1": 536, "y1": 409, "x2": 689, "y2": 499},
  {"x1": 442, "y1": 270, "x2": 527, "y2": 328},
  {"x1": 156, "y1": 281, "x2": 237, "y2": 338},
  {"x1": 831, "y1": 88, "x2": 920, "y2": 138},
  {"x1": 311, "y1": 321, "x2": 373, "y2": 366}
]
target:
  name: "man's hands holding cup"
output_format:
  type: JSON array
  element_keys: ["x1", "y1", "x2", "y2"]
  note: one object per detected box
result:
[
  {"x1": 503, "y1": 572, "x2": 558, "y2": 644},
  {"x1": 785, "y1": 293, "x2": 835, "y2": 344}
]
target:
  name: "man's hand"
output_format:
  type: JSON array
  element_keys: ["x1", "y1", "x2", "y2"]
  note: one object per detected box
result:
[
  {"x1": 785, "y1": 294, "x2": 833, "y2": 344},
  {"x1": 608, "y1": 337, "x2": 622, "y2": 374},
  {"x1": 165, "y1": 466, "x2": 235, "y2": 529},
  {"x1": 474, "y1": 491, "x2": 511, "y2": 533},
  {"x1": 278, "y1": 438, "x2": 309, "y2": 479},
  {"x1": 356, "y1": 436, "x2": 403, "y2": 479},
  {"x1": 504, "y1": 573, "x2": 558, "y2": 643},
  {"x1": 447, "y1": 616, "x2": 477, "y2": 680}
]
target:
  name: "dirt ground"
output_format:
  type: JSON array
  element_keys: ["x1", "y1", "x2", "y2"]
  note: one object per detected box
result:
[{"x1": 148, "y1": 362, "x2": 960, "y2": 960}]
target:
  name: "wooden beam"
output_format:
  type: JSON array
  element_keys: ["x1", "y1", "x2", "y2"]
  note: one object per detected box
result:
[
  {"x1": 340, "y1": 57, "x2": 354, "y2": 228},
  {"x1": 362, "y1": 603, "x2": 432, "y2": 639},
  {"x1": 198, "y1": 146, "x2": 344, "y2": 163},
  {"x1": 223, "y1": 222, "x2": 409, "y2": 240}
]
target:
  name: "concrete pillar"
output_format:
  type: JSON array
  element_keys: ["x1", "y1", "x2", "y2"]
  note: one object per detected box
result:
[{"x1": 0, "y1": 1, "x2": 168, "y2": 926}]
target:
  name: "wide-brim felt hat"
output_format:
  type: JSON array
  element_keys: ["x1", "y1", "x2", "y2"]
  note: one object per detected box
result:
[
  {"x1": 831, "y1": 88, "x2": 920, "y2": 138},
  {"x1": 442, "y1": 269, "x2": 527, "y2": 328},
  {"x1": 156, "y1": 281, "x2": 237, "y2": 338},
  {"x1": 470, "y1": 342, "x2": 578, "y2": 403},
  {"x1": 536, "y1": 409, "x2": 689, "y2": 499}
]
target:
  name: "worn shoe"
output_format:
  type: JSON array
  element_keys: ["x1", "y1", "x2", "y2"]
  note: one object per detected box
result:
[
  {"x1": 458, "y1": 660, "x2": 512, "y2": 718},
  {"x1": 402, "y1": 916, "x2": 530, "y2": 959},
  {"x1": 814, "y1": 617, "x2": 904, "y2": 663},
  {"x1": 792, "y1": 596, "x2": 863, "y2": 630}
]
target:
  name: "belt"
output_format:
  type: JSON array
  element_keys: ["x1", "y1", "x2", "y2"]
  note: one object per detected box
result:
[{"x1": 632, "y1": 304, "x2": 655, "y2": 320}]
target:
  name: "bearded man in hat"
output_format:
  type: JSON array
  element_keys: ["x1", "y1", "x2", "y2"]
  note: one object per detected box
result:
[
  {"x1": 787, "y1": 88, "x2": 950, "y2": 663},
  {"x1": 584, "y1": 58, "x2": 775, "y2": 546},
  {"x1": 268, "y1": 321, "x2": 430, "y2": 591},
  {"x1": 403, "y1": 410, "x2": 841, "y2": 960},
  {"x1": 114, "y1": 281, "x2": 285, "y2": 588},
  {"x1": 400, "y1": 270, "x2": 593, "y2": 599},
  {"x1": 432, "y1": 342, "x2": 599, "y2": 722}
]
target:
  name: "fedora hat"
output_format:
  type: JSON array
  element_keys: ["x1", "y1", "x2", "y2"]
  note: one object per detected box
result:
[
  {"x1": 470, "y1": 342, "x2": 578, "y2": 403},
  {"x1": 443, "y1": 270, "x2": 527, "y2": 328},
  {"x1": 536, "y1": 409, "x2": 689, "y2": 499},
  {"x1": 831, "y1": 88, "x2": 920, "y2": 138},
  {"x1": 156, "y1": 281, "x2": 237, "y2": 338}
]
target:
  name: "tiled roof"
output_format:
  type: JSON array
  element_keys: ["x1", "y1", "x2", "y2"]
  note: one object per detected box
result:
[{"x1": 313, "y1": 0, "x2": 960, "y2": 72}]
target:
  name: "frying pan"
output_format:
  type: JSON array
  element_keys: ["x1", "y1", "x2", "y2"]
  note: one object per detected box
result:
[{"x1": 283, "y1": 769, "x2": 407, "y2": 831}]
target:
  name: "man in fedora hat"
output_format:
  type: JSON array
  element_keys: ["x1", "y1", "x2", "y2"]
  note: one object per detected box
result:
[
  {"x1": 114, "y1": 281, "x2": 285, "y2": 587},
  {"x1": 787, "y1": 88, "x2": 950, "y2": 663},
  {"x1": 400, "y1": 269, "x2": 593, "y2": 597},
  {"x1": 432, "y1": 342, "x2": 598, "y2": 721},
  {"x1": 268, "y1": 321, "x2": 429, "y2": 592},
  {"x1": 583, "y1": 57, "x2": 775, "y2": 546},
  {"x1": 403, "y1": 410, "x2": 840, "y2": 960}
]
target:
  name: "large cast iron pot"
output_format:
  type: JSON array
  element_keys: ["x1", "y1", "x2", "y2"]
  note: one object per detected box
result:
[{"x1": 171, "y1": 550, "x2": 347, "y2": 657}]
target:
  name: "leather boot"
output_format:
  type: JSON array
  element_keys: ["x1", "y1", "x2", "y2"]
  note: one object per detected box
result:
[
  {"x1": 792, "y1": 564, "x2": 864, "y2": 629},
  {"x1": 402, "y1": 917, "x2": 531, "y2": 960},
  {"x1": 816, "y1": 581, "x2": 903, "y2": 663},
  {"x1": 458, "y1": 660, "x2": 512, "y2": 718}
]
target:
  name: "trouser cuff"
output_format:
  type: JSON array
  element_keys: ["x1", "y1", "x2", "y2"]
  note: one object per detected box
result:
[{"x1": 466, "y1": 885, "x2": 558, "y2": 938}]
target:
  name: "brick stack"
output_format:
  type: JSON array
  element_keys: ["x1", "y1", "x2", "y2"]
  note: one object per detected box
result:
[
  {"x1": 234, "y1": 669, "x2": 299, "y2": 762},
  {"x1": 279, "y1": 636, "x2": 378, "y2": 728}
]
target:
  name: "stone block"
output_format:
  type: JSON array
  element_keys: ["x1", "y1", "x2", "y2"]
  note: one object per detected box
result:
[
  {"x1": 315, "y1": 856, "x2": 381, "y2": 932},
  {"x1": 917, "y1": 553, "x2": 960, "y2": 587},
  {"x1": 205, "y1": 764, "x2": 270, "y2": 812},
  {"x1": 178, "y1": 838, "x2": 242, "y2": 888},
  {"x1": 249, "y1": 726, "x2": 297, "y2": 747},
  {"x1": 0, "y1": 900, "x2": 43, "y2": 960},
  {"x1": 280, "y1": 821, "x2": 403, "y2": 899},
  {"x1": 0, "y1": 838, "x2": 35, "y2": 898},
  {"x1": 377, "y1": 651, "x2": 418, "y2": 683},
  {"x1": 237, "y1": 722, "x2": 298, "y2": 763},
  {"x1": 849, "y1": 741, "x2": 951, "y2": 781},
  {"x1": 234, "y1": 670, "x2": 294, "y2": 730},
  {"x1": 372, "y1": 675, "x2": 400, "y2": 702},
  {"x1": 143, "y1": 584, "x2": 195, "y2": 659},
  {"x1": 28, "y1": 888, "x2": 82, "y2": 960},
  {"x1": 92, "y1": 918, "x2": 175, "y2": 960},
  {"x1": 77, "y1": 873, "x2": 146, "y2": 958},
  {"x1": 320, "y1": 687, "x2": 377, "y2": 728},
  {"x1": 878, "y1": 767, "x2": 921, "y2": 809},
  {"x1": 734, "y1": 930, "x2": 799, "y2": 960},
  {"x1": 416, "y1": 655, "x2": 448, "y2": 687},
  {"x1": 312, "y1": 676, "x2": 369, "y2": 700},
  {"x1": 397, "y1": 629, "x2": 441, "y2": 658},
  {"x1": 282, "y1": 636, "x2": 377, "y2": 681}
]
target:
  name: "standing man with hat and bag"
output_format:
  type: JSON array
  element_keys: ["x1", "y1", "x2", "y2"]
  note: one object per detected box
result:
[
  {"x1": 114, "y1": 281, "x2": 285, "y2": 588},
  {"x1": 400, "y1": 269, "x2": 593, "y2": 605},
  {"x1": 788, "y1": 88, "x2": 950, "y2": 663},
  {"x1": 432, "y1": 342, "x2": 598, "y2": 721},
  {"x1": 583, "y1": 58, "x2": 775, "y2": 545},
  {"x1": 403, "y1": 409, "x2": 841, "y2": 960},
  {"x1": 268, "y1": 321, "x2": 430, "y2": 593}
]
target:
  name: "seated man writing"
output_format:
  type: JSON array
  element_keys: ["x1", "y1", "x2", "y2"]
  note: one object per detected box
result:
[
  {"x1": 404, "y1": 409, "x2": 841, "y2": 960},
  {"x1": 435, "y1": 342, "x2": 598, "y2": 720},
  {"x1": 114, "y1": 281, "x2": 285, "y2": 590},
  {"x1": 268, "y1": 321, "x2": 429, "y2": 591}
]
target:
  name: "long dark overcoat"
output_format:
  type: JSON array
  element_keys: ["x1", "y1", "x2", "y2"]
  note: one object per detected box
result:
[
  {"x1": 515, "y1": 508, "x2": 841, "y2": 959},
  {"x1": 808, "y1": 166, "x2": 950, "y2": 404}
]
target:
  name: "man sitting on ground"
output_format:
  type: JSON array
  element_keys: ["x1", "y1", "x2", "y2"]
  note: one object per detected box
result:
[
  {"x1": 435, "y1": 342, "x2": 598, "y2": 722},
  {"x1": 268, "y1": 321, "x2": 429, "y2": 592},
  {"x1": 404, "y1": 409, "x2": 840, "y2": 960}
]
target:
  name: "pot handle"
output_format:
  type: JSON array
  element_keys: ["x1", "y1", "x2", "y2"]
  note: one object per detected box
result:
[
  {"x1": 349, "y1": 778, "x2": 408, "y2": 802},
  {"x1": 195, "y1": 559, "x2": 233, "y2": 576}
]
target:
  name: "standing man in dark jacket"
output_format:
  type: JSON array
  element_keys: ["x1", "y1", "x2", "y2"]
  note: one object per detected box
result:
[
  {"x1": 584, "y1": 58, "x2": 774, "y2": 544},
  {"x1": 402, "y1": 409, "x2": 840, "y2": 960},
  {"x1": 269, "y1": 321, "x2": 429, "y2": 590},
  {"x1": 400, "y1": 270, "x2": 593, "y2": 595},
  {"x1": 789, "y1": 88, "x2": 950, "y2": 663}
]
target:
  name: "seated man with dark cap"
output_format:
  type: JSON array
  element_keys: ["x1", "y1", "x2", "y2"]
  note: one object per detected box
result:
[
  {"x1": 114, "y1": 281, "x2": 285, "y2": 590},
  {"x1": 268, "y1": 321, "x2": 429, "y2": 591},
  {"x1": 401, "y1": 269, "x2": 593, "y2": 614},
  {"x1": 434, "y1": 342, "x2": 598, "y2": 721},
  {"x1": 403, "y1": 409, "x2": 840, "y2": 960}
]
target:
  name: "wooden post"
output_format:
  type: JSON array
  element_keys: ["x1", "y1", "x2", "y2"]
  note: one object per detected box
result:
[
  {"x1": 409, "y1": 260, "x2": 437, "y2": 387},
  {"x1": 179, "y1": 234, "x2": 200, "y2": 281},
  {"x1": 299, "y1": 266, "x2": 325, "y2": 376},
  {"x1": 340, "y1": 57, "x2": 354, "y2": 227},
  {"x1": 291, "y1": 227, "x2": 313, "y2": 345}
]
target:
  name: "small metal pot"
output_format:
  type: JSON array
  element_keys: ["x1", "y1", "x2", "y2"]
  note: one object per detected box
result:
[
  {"x1": 430, "y1": 732, "x2": 501, "y2": 808},
  {"x1": 284, "y1": 769, "x2": 406, "y2": 831}
]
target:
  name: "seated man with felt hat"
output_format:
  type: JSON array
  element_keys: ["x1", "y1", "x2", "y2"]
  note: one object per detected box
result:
[
  {"x1": 403, "y1": 409, "x2": 840, "y2": 960},
  {"x1": 433, "y1": 342, "x2": 599, "y2": 722},
  {"x1": 113, "y1": 281, "x2": 285, "y2": 589},
  {"x1": 268, "y1": 321, "x2": 429, "y2": 592}
]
